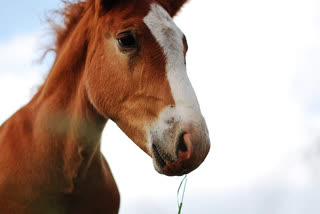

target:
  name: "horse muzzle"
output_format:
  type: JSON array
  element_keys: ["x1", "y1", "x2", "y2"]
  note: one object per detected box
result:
[{"x1": 151, "y1": 118, "x2": 211, "y2": 176}]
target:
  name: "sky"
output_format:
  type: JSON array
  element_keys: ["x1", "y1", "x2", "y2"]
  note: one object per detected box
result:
[{"x1": 1, "y1": 0, "x2": 320, "y2": 213}]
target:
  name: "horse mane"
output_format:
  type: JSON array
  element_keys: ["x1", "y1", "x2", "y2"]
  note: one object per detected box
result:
[
  {"x1": 33, "y1": 0, "x2": 93, "y2": 100},
  {"x1": 48, "y1": 1, "x2": 86, "y2": 53}
]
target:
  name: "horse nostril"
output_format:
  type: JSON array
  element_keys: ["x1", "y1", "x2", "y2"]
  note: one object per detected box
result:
[{"x1": 177, "y1": 133, "x2": 188, "y2": 153}]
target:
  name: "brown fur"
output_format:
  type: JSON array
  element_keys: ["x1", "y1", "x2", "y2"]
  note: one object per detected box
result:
[{"x1": 0, "y1": 0, "x2": 198, "y2": 213}]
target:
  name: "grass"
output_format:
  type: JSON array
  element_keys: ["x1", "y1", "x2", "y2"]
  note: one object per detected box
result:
[{"x1": 177, "y1": 175, "x2": 188, "y2": 214}]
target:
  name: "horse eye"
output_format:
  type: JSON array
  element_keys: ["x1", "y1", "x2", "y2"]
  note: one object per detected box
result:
[{"x1": 117, "y1": 32, "x2": 137, "y2": 49}]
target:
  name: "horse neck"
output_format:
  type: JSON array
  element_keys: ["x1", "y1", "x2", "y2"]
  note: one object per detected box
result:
[{"x1": 30, "y1": 12, "x2": 107, "y2": 192}]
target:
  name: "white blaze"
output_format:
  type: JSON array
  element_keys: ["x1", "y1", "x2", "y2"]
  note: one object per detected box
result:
[
  {"x1": 143, "y1": 3, "x2": 201, "y2": 114},
  {"x1": 143, "y1": 3, "x2": 206, "y2": 165},
  {"x1": 143, "y1": 4, "x2": 210, "y2": 172}
]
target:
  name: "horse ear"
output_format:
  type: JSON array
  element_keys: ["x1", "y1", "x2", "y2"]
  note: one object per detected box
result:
[
  {"x1": 155, "y1": 0, "x2": 189, "y2": 17},
  {"x1": 94, "y1": 0, "x2": 118, "y2": 14},
  {"x1": 99, "y1": 0, "x2": 117, "y2": 9}
]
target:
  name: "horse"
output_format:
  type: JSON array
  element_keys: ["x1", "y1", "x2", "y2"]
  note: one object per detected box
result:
[{"x1": 0, "y1": 0, "x2": 210, "y2": 213}]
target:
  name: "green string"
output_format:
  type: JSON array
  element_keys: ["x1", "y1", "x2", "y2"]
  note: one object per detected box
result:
[{"x1": 177, "y1": 175, "x2": 188, "y2": 214}]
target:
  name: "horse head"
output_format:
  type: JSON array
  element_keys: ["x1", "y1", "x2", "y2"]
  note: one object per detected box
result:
[{"x1": 84, "y1": 0, "x2": 210, "y2": 176}]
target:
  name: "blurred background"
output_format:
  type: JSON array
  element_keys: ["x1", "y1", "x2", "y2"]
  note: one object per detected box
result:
[{"x1": 0, "y1": 0, "x2": 319, "y2": 213}]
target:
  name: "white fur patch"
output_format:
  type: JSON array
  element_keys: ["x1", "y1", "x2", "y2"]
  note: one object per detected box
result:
[{"x1": 143, "y1": 3, "x2": 200, "y2": 113}]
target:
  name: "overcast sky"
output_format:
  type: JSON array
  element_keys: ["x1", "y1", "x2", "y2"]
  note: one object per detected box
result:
[{"x1": 1, "y1": 0, "x2": 320, "y2": 213}]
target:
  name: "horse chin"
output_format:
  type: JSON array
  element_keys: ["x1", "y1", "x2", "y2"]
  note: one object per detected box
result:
[
  {"x1": 152, "y1": 156, "x2": 193, "y2": 177},
  {"x1": 151, "y1": 144, "x2": 192, "y2": 176}
]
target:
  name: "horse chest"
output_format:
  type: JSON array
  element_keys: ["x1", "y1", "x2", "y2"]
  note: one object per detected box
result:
[{"x1": 0, "y1": 153, "x2": 120, "y2": 214}]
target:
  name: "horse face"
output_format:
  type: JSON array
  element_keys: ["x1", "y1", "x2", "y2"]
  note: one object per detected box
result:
[{"x1": 85, "y1": 0, "x2": 210, "y2": 176}]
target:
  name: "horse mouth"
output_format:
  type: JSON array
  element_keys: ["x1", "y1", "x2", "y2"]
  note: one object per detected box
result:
[{"x1": 152, "y1": 144, "x2": 167, "y2": 169}]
